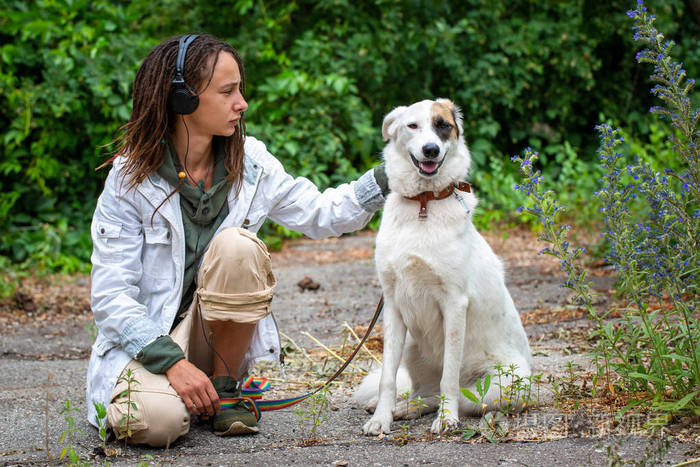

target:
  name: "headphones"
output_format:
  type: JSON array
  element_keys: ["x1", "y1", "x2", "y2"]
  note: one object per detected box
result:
[{"x1": 168, "y1": 34, "x2": 200, "y2": 114}]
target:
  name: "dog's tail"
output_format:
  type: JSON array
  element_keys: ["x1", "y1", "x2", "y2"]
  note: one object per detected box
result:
[{"x1": 350, "y1": 364, "x2": 412, "y2": 411}]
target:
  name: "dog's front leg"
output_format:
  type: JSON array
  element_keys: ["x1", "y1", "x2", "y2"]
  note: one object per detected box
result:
[
  {"x1": 431, "y1": 295, "x2": 468, "y2": 434},
  {"x1": 363, "y1": 296, "x2": 406, "y2": 436}
]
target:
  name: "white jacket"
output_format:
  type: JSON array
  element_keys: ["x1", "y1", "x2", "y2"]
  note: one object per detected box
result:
[{"x1": 86, "y1": 136, "x2": 384, "y2": 426}]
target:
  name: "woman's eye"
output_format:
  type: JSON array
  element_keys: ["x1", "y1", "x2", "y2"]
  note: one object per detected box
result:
[{"x1": 408, "y1": 123, "x2": 418, "y2": 129}]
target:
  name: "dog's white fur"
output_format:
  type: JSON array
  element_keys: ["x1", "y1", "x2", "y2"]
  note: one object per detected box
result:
[{"x1": 352, "y1": 99, "x2": 531, "y2": 435}]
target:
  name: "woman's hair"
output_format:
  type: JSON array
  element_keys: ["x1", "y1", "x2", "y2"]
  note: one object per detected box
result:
[{"x1": 110, "y1": 34, "x2": 247, "y2": 194}]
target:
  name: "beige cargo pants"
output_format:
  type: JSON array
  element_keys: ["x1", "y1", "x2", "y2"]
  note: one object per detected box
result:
[{"x1": 106, "y1": 227, "x2": 276, "y2": 447}]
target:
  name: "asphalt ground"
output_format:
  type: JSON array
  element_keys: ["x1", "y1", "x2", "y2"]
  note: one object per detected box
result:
[{"x1": 1, "y1": 231, "x2": 698, "y2": 466}]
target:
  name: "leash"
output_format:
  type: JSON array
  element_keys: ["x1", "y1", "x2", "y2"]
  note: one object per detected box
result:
[{"x1": 220, "y1": 296, "x2": 384, "y2": 418}]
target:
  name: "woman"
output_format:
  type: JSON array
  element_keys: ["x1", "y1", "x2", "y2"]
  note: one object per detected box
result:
[{"x1": 87, "y1": 34, "x2": 387, "y2": 447}]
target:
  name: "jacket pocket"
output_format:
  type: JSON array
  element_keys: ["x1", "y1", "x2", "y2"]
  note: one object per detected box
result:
[
  {"x1": 142, "y1": 224, "x2": 174, "y2": 279},
  {"x1": 144, "y1": 225, "x2": 172, "y2": 245},
  {"x1": 95, "y1": 222, "x2": 123, "y2": 263}
]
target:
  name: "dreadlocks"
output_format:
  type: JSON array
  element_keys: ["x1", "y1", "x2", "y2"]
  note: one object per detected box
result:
[{"x1": 104, "y1": 34, "x2": 247, "y2": 197}]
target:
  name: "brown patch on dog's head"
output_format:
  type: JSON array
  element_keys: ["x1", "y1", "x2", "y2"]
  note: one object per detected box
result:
[{"x1": 430, "y1": 100, "x2": 461, "y2": 141}]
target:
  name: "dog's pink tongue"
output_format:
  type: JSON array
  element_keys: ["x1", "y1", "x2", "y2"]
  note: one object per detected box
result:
[{"x1": 420, "y1": 161, "x2": 438, "y2": 173}]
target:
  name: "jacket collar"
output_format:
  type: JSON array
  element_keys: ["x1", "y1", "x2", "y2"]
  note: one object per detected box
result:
[{"x1": 124, "y1": 152, "x2": 263, "y2": 227}]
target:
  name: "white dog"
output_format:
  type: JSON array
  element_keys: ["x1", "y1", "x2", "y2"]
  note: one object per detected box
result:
[{"x1": 353, "y1": 99, "x2": 531, "y2": 435}]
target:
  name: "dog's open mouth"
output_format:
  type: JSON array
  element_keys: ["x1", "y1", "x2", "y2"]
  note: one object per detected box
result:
[{"x1": 410, "y1": 153, "x2": 444, "y2": 176}]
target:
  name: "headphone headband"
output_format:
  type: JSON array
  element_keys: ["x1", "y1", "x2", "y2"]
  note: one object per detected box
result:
[{"x1": 175, "y1": 34, "x2": 199, "y2": 81}]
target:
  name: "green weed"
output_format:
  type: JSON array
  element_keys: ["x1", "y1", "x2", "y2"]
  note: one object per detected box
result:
[
  {"x1": 59, "y1": 400, "x2": 85, "y2": 466},
  {"x1": 294, "y1": 386, "x2": 331, "y2": 441},
  {"x1": 93, "y1": 402, "x2": 109, "y2": 455},
  {"x1": 457, "y1": 411, "x2": 508, "y2": 443},
  {"x1": 116, "y1": 369, "x2": 140, "y2": 445}
]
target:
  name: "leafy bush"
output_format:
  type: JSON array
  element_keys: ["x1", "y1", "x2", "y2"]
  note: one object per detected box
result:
[
  {"x1": 513, "y1": 0, "x2": 698, "y2": 416},
  {"x1": 1, "y1": 0, "x2": 698, "y2": 283},
  {"x1": 0, "y1": 0, "x2": 156, "y2": 276}
]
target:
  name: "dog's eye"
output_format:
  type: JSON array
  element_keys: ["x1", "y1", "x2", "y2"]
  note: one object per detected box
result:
[
  {"x1": 437, "y1": 120, "x2": 452, "y2": 129},
  {"x1": 407, "y1": 123, "x2": 418, "y2": 129}
]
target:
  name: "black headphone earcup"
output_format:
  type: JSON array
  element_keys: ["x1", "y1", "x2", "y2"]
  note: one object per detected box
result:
[{"x1": 168, "y1": 85, "x2": 199, "y2": 115}]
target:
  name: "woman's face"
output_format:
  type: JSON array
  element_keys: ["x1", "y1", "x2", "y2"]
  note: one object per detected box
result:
[{"x1": 187, "y1": 50, "x2": 248, "y2": 138}]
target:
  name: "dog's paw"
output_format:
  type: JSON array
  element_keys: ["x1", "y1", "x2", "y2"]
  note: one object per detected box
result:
[
  {"x1": 362, "y1": 413, "x2": 392, "y2": 436},
  {"x1": 430, "y1": 414, "x2": 461, "y2": 434}
]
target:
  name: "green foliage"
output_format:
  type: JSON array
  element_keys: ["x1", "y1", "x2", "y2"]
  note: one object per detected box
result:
[
  {"x1": 93, "y1": 402, "x2": 109, "y2": 454},
  {"x1": 1, "y1": 0, "x2": 698, "y2": 277},
  {"x1": 456, "y1": 411, "x2": 507, "y2": 443},
  {"x1": 435, "y1": 393, "x2": 452, "y2": 433},
  {"x1": 294, "y1": 386, "x2": 331, "y2": 440},
  {"x1": 0, "y1": 0, "x2": 153, "y2": 278},
  {"x1": 138, "y1": 454, "x2": 155, "y2": 467},
  {"x1": 59, "y1": 399, "x2": 85, "y2": 466},
  {"x1": 116, "y1": 368, "x2": 141, "y2": 444},
  {"x1": 512, "y1": 1, "x2": 699, "y2": 418},
  {"x1": 461, "y1": 373, "x2": 491, "y2": 416}
]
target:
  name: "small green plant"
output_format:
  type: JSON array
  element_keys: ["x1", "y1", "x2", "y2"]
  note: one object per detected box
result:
[
  {"x1": 308, "y1": 387, "x2": 331, "y2": 439},
  {"x1": 461, "y1": 374, "x2": 492, "y2": 416},
  {"x1": 393, "y1": 390, "x2": 414, "y2": 445},
  {"x1": 59, "y1": 400, "x2": 84, "y2": 466},
  {"x1": 295, "y1": 386, "x2": 331, "y2": 441},
  {"x1": 491, "y1": 364, "x2": 541, "y2": 415},
  {"x1": 548, "y1": 363, "x2": 592, "y2": 410},
  {"x1": 116, "y1": 368, "x2": 140, "y2": 445},
  {"x1": 456, "y1": 411, "x2": 507, "y2": 443},
  {"x1": 85, "y1": 322, "x2": 98, "y2": 341},
  {"x1": 93, "y1": 402, "x2": 109, "y2": 454},
  {"x1": 138, "y1": 453, "x2": 155, "y2": 467},
  {"x1": 529, "y1": 373, "x2": 545, "y2": 408},
  {"x1": 398, "y1": 390, "x2": 411, "y2": 435},
  {"x1": 435, "y1": 394, "x2": 452, "y2": 435},
  {"x1": 410, "y1": 395, "x2": 428, "y2": 424}
]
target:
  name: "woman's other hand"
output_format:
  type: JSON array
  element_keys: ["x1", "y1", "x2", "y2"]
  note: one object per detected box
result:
[{"x1": 166, "y1": 359, "x2": 221, "y2": 416}]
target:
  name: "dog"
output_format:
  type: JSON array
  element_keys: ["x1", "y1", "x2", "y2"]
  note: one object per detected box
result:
[{"x1": 352, "y1": 99, "x2": 531, "y2": 435}]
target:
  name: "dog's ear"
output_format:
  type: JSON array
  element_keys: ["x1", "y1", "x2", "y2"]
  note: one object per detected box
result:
[
  {"x1": 436, "y1": 98, "x2": 463, "y2": 136},
  {"x1": 382, "y1": 106, "x2": 407, "y2": 142}
]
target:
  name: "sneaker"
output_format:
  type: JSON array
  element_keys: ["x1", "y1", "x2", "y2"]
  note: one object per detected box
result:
[{"x1": 211, "y1": 376, "x2": 260, "y2": 436}]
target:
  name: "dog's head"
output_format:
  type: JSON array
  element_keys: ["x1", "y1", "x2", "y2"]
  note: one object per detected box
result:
[{"x1": 382, "y1": 99, "x2": 470, "y2": 195}]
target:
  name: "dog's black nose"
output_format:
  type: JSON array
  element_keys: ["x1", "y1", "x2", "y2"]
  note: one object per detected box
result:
[{"x1": 422, "y1": 143, "x2": 440, "y2": 159}]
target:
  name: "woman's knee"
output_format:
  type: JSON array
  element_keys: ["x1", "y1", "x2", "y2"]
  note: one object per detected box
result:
[
  {"x1": 210, "y1": 227, "x2": 267, "y2": 261},
  {"x1": 199, "y1": 227, "x2": 275, "y2": 295},
  {"x1": 107, "y1": 392, "x2": 190, "y2": 448}
]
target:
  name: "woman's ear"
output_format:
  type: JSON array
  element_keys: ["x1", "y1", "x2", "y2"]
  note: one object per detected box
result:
[{"x1": 382, "y1": 106, "x2": 407, "y2": 142}]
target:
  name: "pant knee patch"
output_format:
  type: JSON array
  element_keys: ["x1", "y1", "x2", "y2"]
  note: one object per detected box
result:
[{"x1": 198, "y1": 287, "x2": 273, "y2": 323}]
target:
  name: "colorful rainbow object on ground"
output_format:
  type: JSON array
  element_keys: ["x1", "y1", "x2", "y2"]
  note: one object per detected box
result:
[
  {"x1": 241, "y1": 376, "x2": 271, "y2": 399},
  {"x1": 208, "y1": 375, "x2": 315, "y2": 422},
  {"x1": 206, "y1": 297, "x2": 383, "y2": 419},
  {"x1": 242, "y1": 376, "x2": 316, "y2": 411}
]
